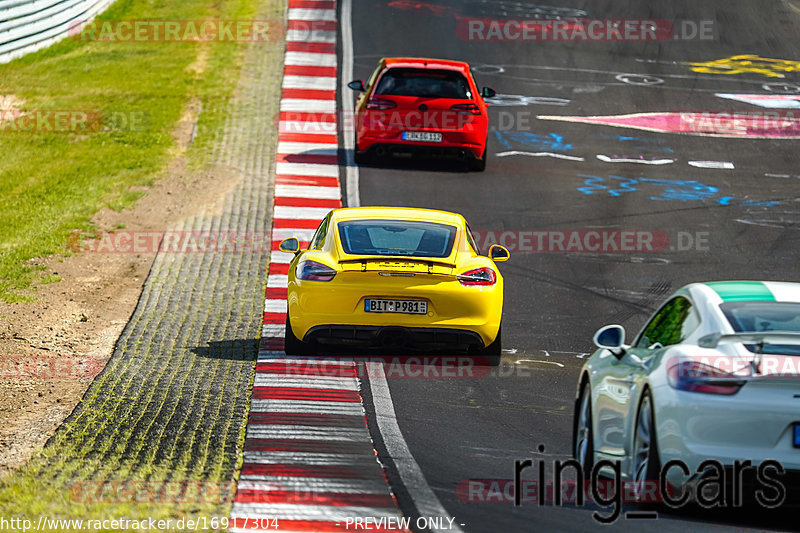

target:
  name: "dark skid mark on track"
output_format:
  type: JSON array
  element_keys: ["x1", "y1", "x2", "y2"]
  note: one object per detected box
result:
[
  {"x1": 502, "y1": 262, "x2": 657, "y2": 315},
  {"x1": 604, "y1": 279, "x2": 673, "y2": 325}
]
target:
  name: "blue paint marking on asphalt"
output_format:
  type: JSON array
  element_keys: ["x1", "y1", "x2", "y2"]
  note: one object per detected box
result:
[
  {"x1": 638, "y1": 178, "x2": 718, "y2": 202},
  {"x1": 493, "y1": 130, "x2": 573, "y2": 151},
  {"x1": 578, "y1": 175, "x2": 638, "y2": 197},
  {"x1": 598, "y1": 134, "x2": 675, "y2": 153},
  {"x1": 577, "y1": 175, "x2": 779, "y2": 206}
]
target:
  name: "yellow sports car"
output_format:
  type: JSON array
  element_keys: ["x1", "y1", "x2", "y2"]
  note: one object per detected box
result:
[{"x1": 279, "y1": 207, "x2": 509, "y2": 363}]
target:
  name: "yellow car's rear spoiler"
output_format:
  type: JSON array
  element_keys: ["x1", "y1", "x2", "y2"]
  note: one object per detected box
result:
[{"x1": 338, "y1": 256, "x2": 457, "y2": 274}]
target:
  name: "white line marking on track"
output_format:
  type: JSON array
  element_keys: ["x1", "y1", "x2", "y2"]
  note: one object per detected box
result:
[
  {"x1": 734, "y1": 219, "x2": 786, "y2": 229},
  {"x1": 715, "y1": 93, "x2": 800, "y2": 108},
  {"x1": 287, "y1": 8, "x2": 337, "y2": 21},
  {"x1": 252, "y1": 376, "x2": 359, "y2": 389},
  {"x1": 230, "y1": 503, "x2": 402, "y2": 521},
  {"x1": 264, "y1": 300, "x2": 288, "y2": 313},
  {"x1": 238, "y1": 478, "x2": 392, "y2": 494},
  {"x1": 274, "y1": 184, "x2": 341, "y2": 200},
  {"x1": 258, "y1": 357, "x2": 354, "y2": 366},
  {"x1": 282, "y1": 75, "x2": 337, "y2": 90},
  {"x1": 266, "y1": 275, "x2": 288, "y2": 288},
  {"x1": 341, "y1": 0, "x2": 360, "y2": 208},
  {"x1": 366, "y1": 362, "x2": 463, "y2": 533},
  {"x1": 249, "y1": 398, "x2": 365, "y2": 415},
  {"x1": 261, "y1": 324, "x2": 286, "y2": 337},
  {"x1": 285, "y1": 51, "x2": 337, "y2": 67},
  {"x1": 280, "y1": 99, "x2": 337, "y2": 112},
  {"x1": 244, "y1": 428, "x2": 370, "y2": 443},
  {"x1": 279, "y1": 120, "x2": 338, "y2": 134},
  {"x1": 278, "y1": 141, "x2": 339, "y2": 154},
  {"x1": 495, "y1": 150, "x2": 584, "y2": 161},
  {"x1": 596, "y1": 154, "x2": 675, "y2": 165},
  {"x1": 286, "y1": 29, "x2": 336, "y2": 42},
  {"x1": 273, "y1": 205, "x2": 333, "y2": 220},
  {"x1": 275, "y1": 163, "x2": 339, "y2": 178},
  {"x1": 514, "y1": 359, "x2": 565, "y2": 367},
  {"x1": 688, "y1": 160, "x2": 735, "y2": 169},
  {"x1": 271, "y1": 228, "x2": 317, "y2": 240},
  {"x1": 269, "y1": 251, "x2": 295, "y2": 264}
]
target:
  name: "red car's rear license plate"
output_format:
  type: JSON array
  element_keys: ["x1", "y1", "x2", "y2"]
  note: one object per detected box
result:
[
  {"x1": 365, "y1": 299, "x2": 427, "y2": 314},
  {"x1": 403, "y1": 131, "x2": 442, "y2": 142}
]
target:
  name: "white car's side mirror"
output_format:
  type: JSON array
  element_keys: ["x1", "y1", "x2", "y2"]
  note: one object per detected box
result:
[{"x1": 593, "y1": 324, "x2": 626, "y2": 357}]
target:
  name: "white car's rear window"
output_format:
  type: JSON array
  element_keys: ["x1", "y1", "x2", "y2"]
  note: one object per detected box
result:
[{"x1": 720, "y1": 301, "x2": 800, "y2": 355}]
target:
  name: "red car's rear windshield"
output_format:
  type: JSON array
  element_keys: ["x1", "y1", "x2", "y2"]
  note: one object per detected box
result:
[
  {"x1": 374, "y1": 68, "x2": 471, "y2": 99},
  {"x1": 338, "y1": 219, "x2": 457, "y2": 258}
]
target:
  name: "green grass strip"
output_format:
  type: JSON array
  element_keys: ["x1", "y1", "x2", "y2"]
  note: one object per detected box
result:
[{"x1": 0, "y1": 0, "x2": 261, "y2": 301}]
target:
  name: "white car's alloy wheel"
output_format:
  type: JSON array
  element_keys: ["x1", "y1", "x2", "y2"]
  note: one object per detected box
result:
[
  {"x1": 632, "y1": 392, "x2": 655, "y2": 499},
  {"x1": 575, "y1": 384, "x2": 593, "y2": 471}
]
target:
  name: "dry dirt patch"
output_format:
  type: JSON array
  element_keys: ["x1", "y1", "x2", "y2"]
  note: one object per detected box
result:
[{"x1": 0, "y1": 105, "x2": 241, "y2": 479}]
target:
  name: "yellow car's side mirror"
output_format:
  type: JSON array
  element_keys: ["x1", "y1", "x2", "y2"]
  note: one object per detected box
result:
[
  {"x1": 488, "y1": 244, "x2": 510, "y2": 262},
  {"x1": 279, "y1": 237, "x2": 301, "y2": 254}
]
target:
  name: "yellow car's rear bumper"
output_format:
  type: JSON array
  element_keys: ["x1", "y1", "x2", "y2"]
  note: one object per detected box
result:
[{"x1": 288, "y1": 271, "x2": 503, "y2": 347}]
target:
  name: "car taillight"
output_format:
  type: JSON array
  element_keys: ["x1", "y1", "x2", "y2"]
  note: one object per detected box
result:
[
  {"x1": 450, "y1": 103, "x2": 481, "y2": 115},
  {"x1": 667, "y1": 361, "x2": 746, "y2": 395},
  {"x1": 458, "y1": 267, "x2": 496, "y2": 286},
  {"x1": 296, "y1": 260, "x2": 336, "y2": 281},
  {"x1": 366, "y1": 98, "x2": 397, "y2": 110}
]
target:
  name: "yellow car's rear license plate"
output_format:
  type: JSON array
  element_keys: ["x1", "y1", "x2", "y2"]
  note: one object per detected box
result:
[{"x1": 365, "y1": 299, "x2": 427, "y2": 314}]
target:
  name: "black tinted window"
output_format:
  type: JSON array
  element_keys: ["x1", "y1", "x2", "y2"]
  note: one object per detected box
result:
[
  {"x1": 310, "y1": 216, "x2": 329, "y2": 250},
  {"x1": 636, "y1": 297, "x2": 699, "y2": 349},
  {"x1": 338, "y1": 220, "x2": 457, "y2": 258},
  {"x1": 374, "y1": 68, "x2": 470, "y2": 99}
]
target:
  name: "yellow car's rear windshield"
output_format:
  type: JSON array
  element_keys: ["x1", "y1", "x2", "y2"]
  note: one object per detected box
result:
[{"x1": 338, "y1": 219, "x2": 457, "y2": 258}]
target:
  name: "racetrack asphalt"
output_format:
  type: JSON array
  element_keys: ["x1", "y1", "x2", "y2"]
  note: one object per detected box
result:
[{"x1": 348, "y1": 1, "x2": 800, "y2": 531}]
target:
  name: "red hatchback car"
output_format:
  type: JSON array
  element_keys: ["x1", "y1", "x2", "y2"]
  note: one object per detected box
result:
[{"x1": 348, "y1": 57, "x2": 495, "y2": 171}]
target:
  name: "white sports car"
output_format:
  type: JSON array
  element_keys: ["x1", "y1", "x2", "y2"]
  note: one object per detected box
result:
[{"x1": 573, "y1": 281, "x2": 800, "y2": 508}]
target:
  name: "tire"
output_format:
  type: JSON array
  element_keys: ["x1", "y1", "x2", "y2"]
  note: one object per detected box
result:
[
  {"x1": 472, "y1": 325, "x2": 501, "y2": 366},
  {"x1": 469, "y1": 149, "x2": 486, "y2": 172},
  {"x1": 574, "y1": 380, "x2": 594, "y2": 475},
  {"x1": 353, "y1": 131, "x2": 369, "y2": 165},
  {"x1": 632, "y1": 389, "x2": 661, "y2": 505},
  {"x1": 284, "y1": 313, "x2": 310, "y2": 356}
]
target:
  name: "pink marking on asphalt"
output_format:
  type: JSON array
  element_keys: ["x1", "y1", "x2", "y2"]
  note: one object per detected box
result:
[{"x1": 537, "y1": 111, "x2": 800, "y2": 138}]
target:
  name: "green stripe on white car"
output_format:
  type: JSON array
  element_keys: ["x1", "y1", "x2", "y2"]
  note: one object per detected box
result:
[{"x1": 705, "y1": 281, "x2": 775, "y2": 302}]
